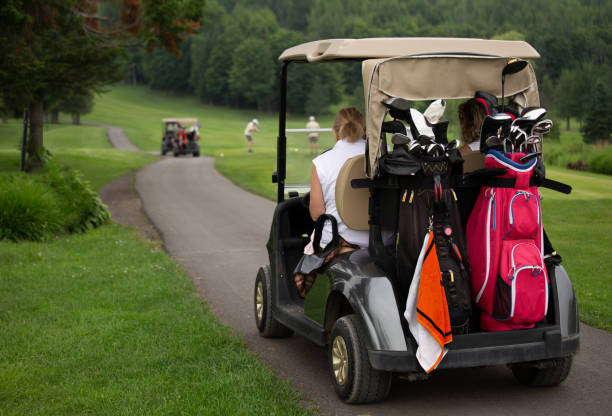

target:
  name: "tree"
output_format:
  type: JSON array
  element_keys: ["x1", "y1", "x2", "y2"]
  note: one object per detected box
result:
[
  {"x1": 0, "y1": 0, "x2": 204, "y2": 170},
  {"x1": 582, "y1": 80, "x2": 612, "y2": 143},
  {"x1": 229, "y1": 38, "x2": 275, "y2": 110},
  {"x1": 59, "y1": 92, "x2": 95, "y2": 125},
  {"x1": 143, "y1": 40, "x2": 192, "y2": 92}
]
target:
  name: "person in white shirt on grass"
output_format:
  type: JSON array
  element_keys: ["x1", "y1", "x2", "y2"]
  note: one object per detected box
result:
[
  {"x1": 306, "y1": 115, "x2": 320, "y2": 155},
  {"x1": 244, "y1": 119, "x2": 259, "y2": 153}
]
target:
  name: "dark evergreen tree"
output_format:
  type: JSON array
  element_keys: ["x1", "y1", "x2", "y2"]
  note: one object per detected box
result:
[{"x1": 582, "y1": 80, "x2": 612, "y2": 143}]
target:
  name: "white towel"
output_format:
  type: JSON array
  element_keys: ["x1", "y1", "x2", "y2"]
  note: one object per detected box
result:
[{"x1": 404, "y1": 232, "x2": 449, "y2": 373}]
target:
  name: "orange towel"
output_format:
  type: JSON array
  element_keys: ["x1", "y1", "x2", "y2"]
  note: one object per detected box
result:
[
  {"x1": 416, "y1": 233, "x2": 452, "y2": 371},
  {"x1": 404, "y1": 231, "x2": 453, "y2": 373}
]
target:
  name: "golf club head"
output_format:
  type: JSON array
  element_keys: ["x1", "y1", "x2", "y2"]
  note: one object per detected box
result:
[
  {"x1": 407, "y1": 140, "x2": 422, "y2": 153},
  {"x1": 391, "y1": 133, "x2": 411, "y2": 146},
  {"x1": 417, "y1": 135, "x2": 434, "y2": 146},
  {"x1": 532, "y1": 119, "x2": 553, "y2": 135},
  {"x1": 480, "y1": 113, "x2": 513, "y2": 152},
  {"x1": 521, "y1": 107, "x2": 547, "y2": 121},
  {"x1": 446, "y1": 139, "x2": 459, "y2": 151},
  {"x1": 519, "y1": 152, "x2": 541, "y2": 162},
  {"x1": 525, "y1": 135, "x2": 542, "y2": 153},
  {"x1": 426, "y1": 143, "x2": 444, "y2": 156},
  {"x1": 485, "y1": 135, "x2": 504, "y2": 151},
  {"x1": 502, "y1": 58, "x2": 528, "y2": 77}
]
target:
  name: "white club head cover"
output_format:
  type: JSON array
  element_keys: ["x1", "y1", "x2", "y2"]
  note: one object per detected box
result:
[{"x1": 423, "y1": 99, "x2": 446, "y2": 124}]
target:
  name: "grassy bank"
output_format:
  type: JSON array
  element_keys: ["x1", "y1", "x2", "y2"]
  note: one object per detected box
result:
[
  {"x1": 0, "y1": 226, "x2": 311, "y2": 415},
  {"x1": 0, "y1": 120, "x2": 157, "y2": 190},
  {"x1": 544, "y1": 119, "x2": 612, "y2": 175},
  {"x1": 0, "y1": 121, "x2": 313, "y2": 414}
]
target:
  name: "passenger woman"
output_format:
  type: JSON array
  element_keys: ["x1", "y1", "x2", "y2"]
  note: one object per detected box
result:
[{"x1": 294, "y1": 107, "x2": 368, "y2": 297}]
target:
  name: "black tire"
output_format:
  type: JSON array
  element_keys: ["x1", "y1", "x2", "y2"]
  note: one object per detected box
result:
[
  {"x1": 328, "y1": 314, "x2": 392, "y2": 403},
  {"x1": 173, "y1": 149, "x2": 179, "y2": 157},
  {"x1": 511, "y1": 356, "x2": 573, "y2": 387},
  {"x1": 193, "y1": 151, "x2": 200, "y2": 157},
  {"x1": 254, "y1": 266, "x2": 293, "y2": 337},
  {"x1": 161, "y1": 145, "x2": 167, "y2": 156}
]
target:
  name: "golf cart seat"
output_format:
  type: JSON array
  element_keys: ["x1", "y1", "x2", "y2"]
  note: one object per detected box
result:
[
  {"x1": 462, "y1": 151, "x2": 485, "y2": 173},
  {"x1": 336, "y1": 154, "x2": 369, "y2": 231}
]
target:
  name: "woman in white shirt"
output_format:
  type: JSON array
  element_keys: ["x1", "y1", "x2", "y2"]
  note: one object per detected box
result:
[{"x1": 294, "y1": 107, "x2": 368, "y2": 297}]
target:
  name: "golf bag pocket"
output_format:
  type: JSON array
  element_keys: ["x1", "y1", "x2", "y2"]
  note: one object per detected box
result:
[
  {"x1": 489, "y1": 241, "x2": 548, "y2": 329},
  {"x1": 506, "y1": 190, "x2": 540, "y2": 239}
]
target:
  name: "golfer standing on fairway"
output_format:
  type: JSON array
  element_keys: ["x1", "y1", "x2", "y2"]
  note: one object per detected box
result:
[
  {"x1": 244, "y1": 119, "x2": 259, "y2": 153},
  {"x1": 306, "y1": 115, "x2": 320, "y2": 155}
]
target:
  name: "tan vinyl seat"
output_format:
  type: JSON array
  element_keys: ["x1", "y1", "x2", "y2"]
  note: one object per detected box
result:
[
  {"x1": 462, "y1": 150, "x2": 485, "y2": 173},
  {"x1": 335, "y1": 154, "x2": 369, "y2": 231}
]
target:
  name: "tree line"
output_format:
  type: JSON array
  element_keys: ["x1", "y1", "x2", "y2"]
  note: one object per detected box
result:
[
  {"x1": 132, "y1": 0, "x2": 611, "y2": 141},
  {"x1": 1, "y1": 0, "x2": 610, "y2": 172}
]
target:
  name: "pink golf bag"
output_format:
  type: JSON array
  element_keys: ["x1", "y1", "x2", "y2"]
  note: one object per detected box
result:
[{"x1": 466, "y1": 150, "x2": 548, "y2": 331}]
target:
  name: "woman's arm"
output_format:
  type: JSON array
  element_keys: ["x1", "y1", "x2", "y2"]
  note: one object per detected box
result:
[{"x1": 309, "y1": 165, "x2": 325, "y2": 221}]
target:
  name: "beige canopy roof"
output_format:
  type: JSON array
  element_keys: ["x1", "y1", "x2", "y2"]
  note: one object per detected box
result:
[
  {"x1": 162, "y1": 118, "x2": 198, "y2": 125},
  {"x1": 363, "y1": 55, "x2": 540, "y2": 176},
  {"x1": 279, "y1": 38, "x2": 540, "y2": 63},
  {"x1": 278, "y1": 38, "x2": 542, "y2": 177}
]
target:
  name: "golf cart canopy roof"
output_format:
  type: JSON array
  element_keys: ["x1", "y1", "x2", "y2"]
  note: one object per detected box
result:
[
  {"x1": 162, "y1": 118, "x2": 198, "y2": 125},
  {"x1": 278, "y1": 38, "x2": 540, "y2": 63},
  {"x1": 278, "y1": 38, "x2": 541, "y2": 177}
]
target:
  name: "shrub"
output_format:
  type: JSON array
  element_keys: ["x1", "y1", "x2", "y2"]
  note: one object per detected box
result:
[
  {"x1": 46, "y1": 165, "x2": 110, "y2": 233},
  {"x1": 0, "y1": 174, "x2": 62, "y2": 241},
  {"x1": 589, "y1": 151, "x2": 612, "y2": 175}
]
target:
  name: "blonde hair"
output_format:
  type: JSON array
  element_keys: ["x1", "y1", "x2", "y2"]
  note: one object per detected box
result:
[
  {"x1": 458, "y1": 99, "x2": 487, "y2": 145},
  {"x1": 333, "y1": 107, "x2": 365, "y2": 143}
]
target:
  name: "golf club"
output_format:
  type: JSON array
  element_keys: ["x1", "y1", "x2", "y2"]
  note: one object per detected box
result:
[
  {"x1": 525, "y1": 135, "x2": 541, "y2": 153},
  {"x1": 519, "y1": 152, "x2": 541, "y2": 162},
  {"x1": 532, "y1": 119, "x2": 553, "y2": 135}
]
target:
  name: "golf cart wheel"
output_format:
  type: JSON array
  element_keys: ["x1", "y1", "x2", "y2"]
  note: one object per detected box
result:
[
  {"x1": 511, "y1": 356, "x2": 573, "y2": 387},
  {"x1": 328, "y1": 314, "x2": 392, "y2": 403},
  {"x1": 193, "y1": 151, "x2": 200, "y2": 157},
  {"x1": 161, "y1": 145, "x2": 167, "y2": 156},
  {"x1": 173, "y1": 149, "x2": 179, "y2": 157},
  {"x1": 254, "y1": 266, "x2": 293, "y2": 337}
]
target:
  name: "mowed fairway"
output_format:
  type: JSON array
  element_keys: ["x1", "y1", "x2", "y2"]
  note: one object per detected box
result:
[
  {"x1": 0, "y1": 120, "x2": 157, "y2": 190},
  {"x1": 92, "y1": 85, "x2": 612, "y2": 332},
  {"x1": 88, "y1": 85, "x2": 337, "y2": 198}
]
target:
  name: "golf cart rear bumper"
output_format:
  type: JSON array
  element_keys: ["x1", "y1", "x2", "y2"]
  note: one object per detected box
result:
[{"x1": 369, "y1": 330, "x2": 579, "y2": 372}]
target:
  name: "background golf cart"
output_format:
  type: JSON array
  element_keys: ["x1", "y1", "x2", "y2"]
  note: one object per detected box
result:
[
  {"x1": 160, "y1": 118, "x2": 200, "y2": 157},
  {"x1": 254, "y1": 38, "x2": 579, "y2": 403}
]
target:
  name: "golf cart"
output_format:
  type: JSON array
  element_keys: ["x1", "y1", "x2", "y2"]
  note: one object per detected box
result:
[
  {"x1": 254, "y1": 38, "x2": 579, "y2": 403},
  {"x1": 160, "y1": 118, "x2": 200, "y2": 157}
]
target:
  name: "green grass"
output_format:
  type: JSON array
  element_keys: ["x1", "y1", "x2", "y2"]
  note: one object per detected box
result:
[
  {"x1": 0, "y1": 225, "x2": 312, "y2": 415},
  {"x1": 88, "y1": 84, "x2": 336, "y2": 199},
  {"x1": 0, "y1": 120, "x2": 157, "y2": 190},
  {"x1": 0, "y1": 118, "x2": 314, "y2": 414},
  {"x1": 540, "y1": 167, "x2": 612, "y2": 331}
]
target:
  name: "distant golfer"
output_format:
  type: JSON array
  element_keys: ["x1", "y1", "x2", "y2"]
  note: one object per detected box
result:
[
  {"x1": 188, "y1": 122, "x2": 201, "y2": 140},
  {"x1": 244, "y1": 119, "x2": 259, "y2": 153},
  {"x1": 306, "y1": 115, "x2": 320, "y2": 155}
]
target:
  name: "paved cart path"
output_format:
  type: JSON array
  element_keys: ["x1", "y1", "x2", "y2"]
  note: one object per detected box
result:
[{"x1": 126, "y1": 156, "x2": 612, "y2": 416}]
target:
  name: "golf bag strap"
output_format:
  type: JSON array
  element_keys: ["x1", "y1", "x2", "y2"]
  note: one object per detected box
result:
[
  {"x1": 313, "y1": 214, "x2": 340, "y2": 256},
  {"x1": 352, "y1": 175, "x2": 451, "y2": 191},
  {"x1": 480, "y1": 177, "x2": 572, "y2": 194}
]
